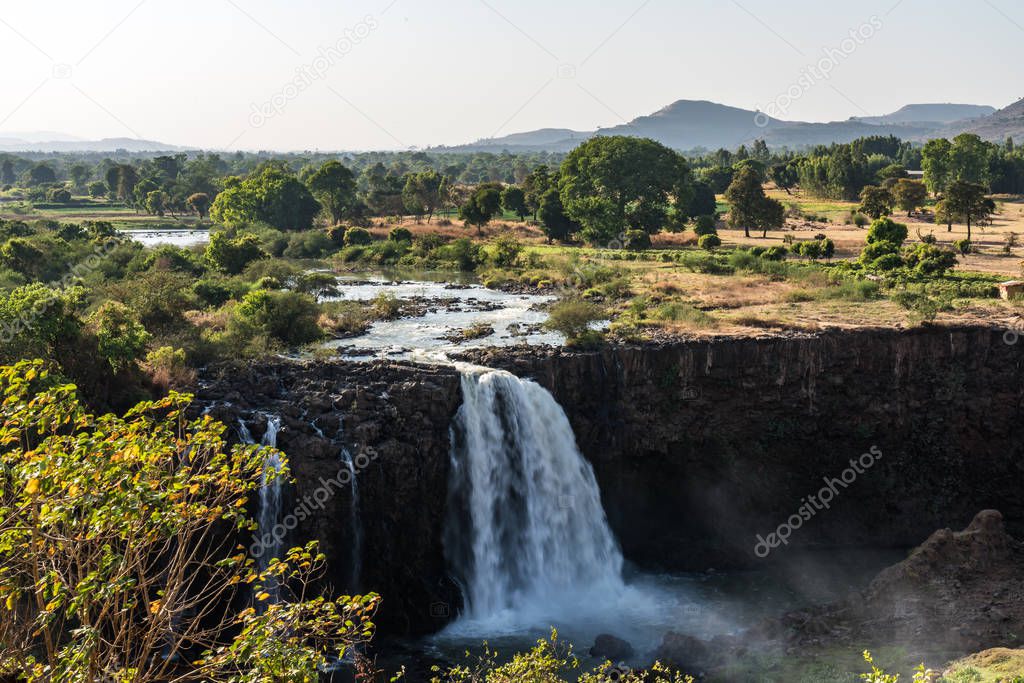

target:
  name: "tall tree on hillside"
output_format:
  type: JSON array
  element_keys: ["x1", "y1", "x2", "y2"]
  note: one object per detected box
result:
[
  {"x1": 945, "y1": 180, "x2": 992, "y2": 241},
  {"x1": 306, "y1": 160, "x2": 358, "y2": 224}
]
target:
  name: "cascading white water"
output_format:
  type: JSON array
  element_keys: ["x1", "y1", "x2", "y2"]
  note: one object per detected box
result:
[
  {"x1": 340, "y1": 445, "x2": 363, "y2": 590},
  {"x1": 444, "y1": 365, "x2": 631, "y2": 633},
  {"x1": 239, "y1": 415, "x2": 285, "y2": 603},
  {"x1": 258, "y1": 416, "x2": 284, "y2": 580}
]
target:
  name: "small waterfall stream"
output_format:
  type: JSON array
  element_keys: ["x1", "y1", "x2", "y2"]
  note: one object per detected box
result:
[
  {"x1": 239, "y1": 414, "x2": 285, "y2": 603},
  {"x1": 340, "y1": 445, "x2": 364, "y2": 590},
  {"x1": 444, "y1": 365, "x2": 631, "y2": 633}
]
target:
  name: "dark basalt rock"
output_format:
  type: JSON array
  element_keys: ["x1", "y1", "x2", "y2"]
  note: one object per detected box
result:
[
  {"x1": 197, "y1": 325, "x2": 1024, "y2": 636},
  {"x1": 590, "y1": 633, "x2": 635, "y2": 661}
]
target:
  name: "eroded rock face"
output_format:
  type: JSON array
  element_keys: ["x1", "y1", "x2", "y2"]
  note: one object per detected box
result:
[
  {"x1": 461, "y1": 326, "x2": 1024, "y2": 570},
  {"x1": 780, "y1": 510, "x2": 1024, "y2": 656},
  {"x1": 196, "y1": 359, "x2": 464, "y2": 635}
]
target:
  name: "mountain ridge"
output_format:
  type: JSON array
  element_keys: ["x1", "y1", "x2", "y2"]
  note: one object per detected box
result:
[{"x1": 441, "y1": 98, "x2": 1019, "y2": 153}]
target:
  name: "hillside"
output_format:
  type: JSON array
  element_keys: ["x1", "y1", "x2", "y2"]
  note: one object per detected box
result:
[
  {"x1": 953, "y1": 97, "x2": 1024, "y2": 141},
  {"x1": 852, "y1": 103, "x2": 995, "y2": 126},
  {"x1": 0, "y1": 136, "x2": 185, "y2": 153}
]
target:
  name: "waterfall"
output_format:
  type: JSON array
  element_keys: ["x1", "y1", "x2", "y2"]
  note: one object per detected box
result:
[
  {"x1": 340, "y1": 446, "x2": 364, "y2": 590},
  {"x1": 239, "y1": 415, "x2": 285, "y2": 603},
  {"x1": 444, "y1": 365, "x2": 627, "y2": 632}
]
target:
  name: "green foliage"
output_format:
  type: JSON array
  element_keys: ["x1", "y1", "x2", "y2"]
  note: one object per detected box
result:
[
  {"x1": 693, "y1": 215, "x2": 718, "y2": 236},
  {"x1": 87, "y1": 301, "x2": 150, "y2": 371},
  {"x1": 306, "y1": 160, "x2": 358, "y2": 224},
  {"x1": 210, "y1": 165, "x2": 321, "y2": 231},
  {"x1": 231, "y1": 289, "x2": 322, "y2": 347},
  {"x1": 698, "y1": 233, "x2": 721, "y2": 250},
  {"x1": 0, "y1": 284, "x2": 86, "y2": 363},
  {"x1": 544, "y1": 298, "x2": 605, "y2": 346},
  {"x1": 0, "y1": 361, "x2": 378, "y2": 681},
  {"x1": 902, "y1": 242, "x2": 958, "y2": 276},
  {"x1": 340, "y1": 226, "x2": 370, "y2": 246},
  {"x1": 490, "y1": 233, "x2": 523, "y2": 268},
  {"x1": 459, "y1": 185, "x2": 503, "y2": 234},
  {"x1": 538, "y1": 187, "x2": 578, "y2": 242},
  {"x1": 501, "y1": 185, "x2": 529, "y2": 220},
  {"x1": 389, "y1": 226, "x2": 413, "y2": 243},
  {"x1": 559, "y1": 136, "x2": 693, "y2": 243},
  {"x1": 205, "y1": 232, "x2": 266, "y2": 275},
  {"x1": 624, "y1": 229, "x2": 652, "y2": 250},
  {"x1": 866, "y1": 217, "x2": 909, "y2": 247},
  {"x1": 859, "y1": 185, "x2": 894, "y2": 219}
]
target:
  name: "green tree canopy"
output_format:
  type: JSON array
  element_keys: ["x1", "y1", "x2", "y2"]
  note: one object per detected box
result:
[
  {"x1": 558, "y1": 136, "x2": 692, "y2": 244},
  {"x1": 307, "y1": 160, "x2": 358, "y2": 224},
  {"x1": 211, "y1": 165, "x2": 320, "y2": 231}
]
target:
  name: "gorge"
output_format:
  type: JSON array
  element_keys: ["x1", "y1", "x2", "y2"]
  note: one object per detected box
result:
[{"x1": 197, "y1": 323, "x2": 1024, "y2": 660}]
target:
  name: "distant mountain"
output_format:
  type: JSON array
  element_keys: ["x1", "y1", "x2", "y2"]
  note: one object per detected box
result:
[
  {"x1": 852, "y1": 103, "x2": 995, "y2": 126},
  {"x1": 0, "y1": 136, "x2": 185, "y2": 153},
  {"x1": 442, "y1": 98, "x2": 1011, "y2": 154},
  {"x1": 951, "y1": 97, "x2": 1024, "y2": 141}
]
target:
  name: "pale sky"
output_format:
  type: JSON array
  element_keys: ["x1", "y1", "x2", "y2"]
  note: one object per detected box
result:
[{"x1": 1, "y1": 0, "x2": 1021, "y2": 151}]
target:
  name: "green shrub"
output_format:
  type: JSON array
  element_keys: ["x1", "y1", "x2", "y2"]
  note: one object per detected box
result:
[
  {"x1": 230, "y1": 289, "x2": 322, "y2": 347},
  {"x1": 490, "y1": 233, "x2": 523, "y2": 267},
  {"x1": 88, "y1": 301, "x2": 150, "y2": 371},
  {"x1": 192, "y1": 279, "x2": 234, "y2": 308},
  {"x1": 343, "y1": 227, "x2": 372, "y2": 246},
  {"x1": 544, "y1": 298, "x2": 605, "y2": 346},
  {"x1": 952, "y1": 239, "x2": 972, "y2": 255},
  {"x1": 283, "y1": 230, "x2": 334, "y2": 259},
  {"x1": 205, "y1": 232, "x2": 266, "y2": 275},
  {"x1": 698, "y1": 234, "x2": 721, "y2": 250},
  {"x1": 388, "y1": 227, "x2": 413, "y2": 243},
  {"x1": 623, "y1": 229, "x2": 652, "y2": 250},
  {"x1": 654, "y1": 301, "x2": 714, "y2": 327}
]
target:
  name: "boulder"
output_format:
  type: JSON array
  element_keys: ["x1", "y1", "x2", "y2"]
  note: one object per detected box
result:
[{"x1": 589, "y1": 633, "x2": 634, "y2": 662}]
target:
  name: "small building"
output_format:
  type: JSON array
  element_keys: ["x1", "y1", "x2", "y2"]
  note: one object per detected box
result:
[{"x1": 998, "y1": 280, "x2": 1024, "y2": 300}]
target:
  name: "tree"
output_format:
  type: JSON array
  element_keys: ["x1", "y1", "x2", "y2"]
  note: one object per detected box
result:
[
  {"x1": 210, "y1": 165, "x2": 320, "y2": 231},
  {"x1": 187, "y1": 192, "x2": 212, "y2": 219},
  {"x1": 949, "y1": 133, "x2": 990, "y2": 186},
  {"x1": 866, "y1": 216, "x2": 909, "y2": 247},
  {"x1": 458, "y1": 185, "x2": 502, "y2": 235},
  {"x1": 859, "y1": 185, "x2": 895, "y2": 219},
  {"x1": 543, "y1": 298, "x2": 605, "y2": 346},
  {"x1": 922, "y1": 138, "x2": 953, "y2": 196},
  {"x1": 891, "y1": 179, "x2": 929, "y2": 216},
  {"x1": 88, "y1": 181, "x2": 108, "y2": 199},
  {"x1": 0, "y1": 160, "x2": 14, "y2": 186},
  {"x1": 688, "y1": 181, "x2": 718, "y2": 220},
  {"x1": 0, "y1": 360, "x2": 379, "y2": 681},
  {"x1": 501, "y1": 185, "x2": 529, "y2": 221},
  {"x1": 559, "y1": 136, "x2": 692, "y2": 243},
  {"x1": 522, "y1": 165, "x2": 552, "y2": 219},
  {"x1": 144, "y1": 189, "x2": 168, "y2": 217},
  {"x1": 755, "y1": 196, "x2": 785, "y2": 238},
  {"x1": 87, "y1": 300, "x2": 150, "y2": 371},
  {"x1": 876, "y1": 163, "x2": 908, "y2": 188},
  {"x1": 537, "y1": 188, "x2": 577, "y2": 242},
  {"x1": 26, "y1": 163, "x2": 56, "y2": 186},
  {"x1": 106, "y1": 164, "x2": 140, "y2": 204},
  {"x1": 307, "y1": 160, "x2": 358, "y2": 224},
  {"x1": 401, "y1": 170, "x2": 446, "y2": 223},
  {"x1": 204, "y1": 232, "x2": 266, "y2": 274},
  {"x1": 945, "y1": 180, "x2": 991, "y2": 241},
  {"x1": 68, "y1": 164, "x2": 92, "y2": 192},
  {"x1": 724, "y1": 166, "x2": 769, "y2": 238},
  {"x1": 770, "y1": 163, "x2": 798, "y2": 194}
]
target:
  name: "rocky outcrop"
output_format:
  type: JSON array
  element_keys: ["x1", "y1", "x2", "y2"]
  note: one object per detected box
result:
[
  {"x1": 778, "y1": 510, "x2": 1024, "y2": 656},
  {"x1": 196, "y1": 359, "x2": 463, "y2": 635},
  {"x1": 462, "y1": 325, "x2": 1024, "y2": 570}
]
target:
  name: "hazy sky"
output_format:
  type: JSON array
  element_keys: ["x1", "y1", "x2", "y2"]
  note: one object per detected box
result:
[{"x1": 1, "y1": 0, "x2": 1021, "y2": 151}]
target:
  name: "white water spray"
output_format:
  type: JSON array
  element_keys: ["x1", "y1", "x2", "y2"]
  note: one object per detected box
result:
[{"x1": 444, "y1": 366, "x2": 633, "y2": 634}]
